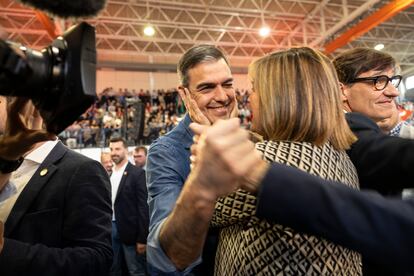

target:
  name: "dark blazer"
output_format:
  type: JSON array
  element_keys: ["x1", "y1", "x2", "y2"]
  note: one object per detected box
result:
[
  {"x1": 346, "y1": 112, "x2": 414, "y2": 193},
  {"x1": 0, "y1": 142, "x2": 113, "y2": 276},
  {"x1": 256, "y1": 163, "x2": 414, "y2": 274},
  {"x1": 255, "y1": 113, "x2": 414, "y2": 275},
  {"x1": 114, "y1": 162, "x2": 149, "y2": 245}
]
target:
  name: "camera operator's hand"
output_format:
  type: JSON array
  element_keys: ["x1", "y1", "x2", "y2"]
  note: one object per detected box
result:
[
  {"x1": 0, "y1": 97, "x2": 55, "y2": 161},
  {"x1": 189, "y1": 118, "x2": 269, "y2": 199}
]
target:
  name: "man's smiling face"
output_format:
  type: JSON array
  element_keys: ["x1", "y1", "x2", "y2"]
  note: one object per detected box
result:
[
  {"x1": 186, "y1": 59, "x2": 236, "y2": 124},
  {"x1": 342, "y1": 67, "x2": 400, "y2": 122}
]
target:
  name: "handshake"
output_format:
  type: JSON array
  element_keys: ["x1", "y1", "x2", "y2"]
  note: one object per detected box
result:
[{"x1": 189, "y1": 118, "x2": 269, "y2": 199}]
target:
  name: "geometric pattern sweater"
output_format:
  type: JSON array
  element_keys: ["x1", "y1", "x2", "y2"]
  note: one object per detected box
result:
[{"x1": 212, "y1": 140, "x2": 362, "y2": 275}]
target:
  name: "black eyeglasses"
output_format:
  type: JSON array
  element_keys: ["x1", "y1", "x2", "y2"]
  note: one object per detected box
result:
[{"x1": 348, "y1": 75, "x2": 402, "y2": 91}]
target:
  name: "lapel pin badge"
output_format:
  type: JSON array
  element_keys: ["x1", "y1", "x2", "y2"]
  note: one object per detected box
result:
[
  {"x1": 40, "y1": 168, "x2": 48, "y2": 176},
  {"x1": 124, "y1": 171, "x2": 128, "y2": 176}
]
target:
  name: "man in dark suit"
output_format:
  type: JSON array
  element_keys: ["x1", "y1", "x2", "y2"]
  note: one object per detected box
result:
[
  {"x1": 0, "y1": 97, "x2": 113, "y2": 276},
  {"x1": 109, "y1": 137, "x2": 149, "y2": 276},
  {"x1": 333, "y1": 48, "x2": 408, "y2": 196},
  {"x1": 190, "y1": 117, "x2": 414, "y2": 275}
]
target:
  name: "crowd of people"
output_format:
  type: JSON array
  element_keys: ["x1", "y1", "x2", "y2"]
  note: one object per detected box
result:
[
  {"x1": 58, "y1": 87, "x2": 253, "y2": 148},
  {"x1": 2, "y1": 43, "x2": 414, "y2": 276}
]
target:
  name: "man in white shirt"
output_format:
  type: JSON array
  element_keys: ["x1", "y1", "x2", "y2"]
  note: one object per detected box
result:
[{"x1": 109, "y1": 137, "x2": 148, "y2": 276}]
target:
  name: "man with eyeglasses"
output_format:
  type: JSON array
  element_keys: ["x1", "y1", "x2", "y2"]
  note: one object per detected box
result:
[
  {"x1": 333, "y1": 48, "x2": 414, "y2": 275},
  {"x1": 333, "y1": 47, "x2": 402, "y2": 124}
]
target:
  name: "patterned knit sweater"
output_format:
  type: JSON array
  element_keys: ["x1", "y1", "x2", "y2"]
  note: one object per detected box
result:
[{"x1": 211, "y1": 140, "x2": 362, "y2": 276}]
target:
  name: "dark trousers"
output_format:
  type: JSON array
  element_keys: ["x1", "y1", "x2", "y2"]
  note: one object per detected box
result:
[{"x1": 111, "y1": 221, "x2": 148, "y2": 276}]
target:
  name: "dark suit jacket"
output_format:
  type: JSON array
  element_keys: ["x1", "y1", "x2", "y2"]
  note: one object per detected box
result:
[
  {"x1": 346, "y1": 112, "x2": 414, "y2": 193},
  {"x1": 114, "y1": 162, "x2": 149, "y2": 245},
  {"x1": 0, "y1": 142, "x2": 113, "y2": 276},
  {"x1": 256, "y1": 113, "x2": 414, "y2": 275}
]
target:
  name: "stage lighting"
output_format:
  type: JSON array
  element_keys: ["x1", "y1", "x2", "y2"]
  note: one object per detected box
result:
[
  {"x1": 144, "y1": 25, "x2": 155, "y2": 36},
  {"x1": 374, "y1": 43, "x2": 385, "y2": 51},
  {"x1": 259, "y1": 26, "x2": 270, "y2": 37}
]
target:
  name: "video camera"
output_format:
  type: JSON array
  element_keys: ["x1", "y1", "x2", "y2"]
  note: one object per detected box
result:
[{"x1": 0, "y1": 22, "x2": 97, "y2": 134}]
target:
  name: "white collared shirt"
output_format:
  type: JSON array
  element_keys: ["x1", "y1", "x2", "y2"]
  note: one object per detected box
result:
[
  {"x1": 0, "y1": 140, "x2": 59, "y2": 222},
  {"x1": 110, "y1": 161, "x2": 128, "y2": 220}
]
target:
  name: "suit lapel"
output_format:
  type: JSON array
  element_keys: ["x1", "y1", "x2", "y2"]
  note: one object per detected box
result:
[
  {"x1": 115, "y1": 163, "x2": 130, "y2": 202},
  {"x1": 5, "y1": 142, "x2": 67, "y2": 236}
]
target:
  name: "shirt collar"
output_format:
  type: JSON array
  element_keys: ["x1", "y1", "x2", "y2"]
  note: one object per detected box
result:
[
  {"x1": 113, "y1": 161, "x2": 128, "y2": 173},
  {"x1": 390, "y1": 121, "x2": 404, "y2": 137},
  {"x1": 25, "y1": 140, "x2": 59, "y2": 164}
]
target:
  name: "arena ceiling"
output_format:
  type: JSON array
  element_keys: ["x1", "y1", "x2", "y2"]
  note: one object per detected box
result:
[{"x1": 1, "y1": 0, "x2": 414, "y2": 74}]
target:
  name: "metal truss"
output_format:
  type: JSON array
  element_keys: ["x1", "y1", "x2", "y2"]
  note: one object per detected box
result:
[{"x1": 1, "y1": 0, "x2": 414, "y2": 73}]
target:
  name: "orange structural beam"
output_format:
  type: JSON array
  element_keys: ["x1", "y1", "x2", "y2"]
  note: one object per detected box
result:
[
  {"x1": 324, "y1": 0, "x2": 414, "y2": 54},
  {"x1": 35, "y1": 11, "x2": 58, "y2": 38}
]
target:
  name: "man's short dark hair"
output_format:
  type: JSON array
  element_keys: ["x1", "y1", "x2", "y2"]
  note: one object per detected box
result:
[
  {"x1": 333, "y1": 48, "x2": 397, "y2": 85},
  {"x1": 177, "y1": 44, "x2": 229, "y2": 87},
  {"x1": 109, "y1": 136, "x2": 128, "y2": 148},
  {"x1": 134, "y1": 146, "x2": 147, "y2": 155}
]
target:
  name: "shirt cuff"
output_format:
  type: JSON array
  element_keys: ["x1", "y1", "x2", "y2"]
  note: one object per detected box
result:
[
  {"x1": 0, "y1": 181, "x2": 17, "y2": 204},
  {"x1": 146, "y1": 217, "x2": 202, "y2": 274}
]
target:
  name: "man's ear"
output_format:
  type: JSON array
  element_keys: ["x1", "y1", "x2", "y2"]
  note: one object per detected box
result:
[
  {"x1": 177, "y1": 85, "x2": 184, "y2": 100},
  {"x1": 177, "y1": 85, "x2": 189, "y2": 110},
  {"x1": 177, "y1": 85, "x2": 186, "y2": 98},
  {"x1": 339, "y1": 82, "x2": 349, "y2": 102}
]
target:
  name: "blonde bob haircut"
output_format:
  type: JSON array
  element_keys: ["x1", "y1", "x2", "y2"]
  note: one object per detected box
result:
[{"x1": 248, "y1": 47, "x2": 356, "y2": 150}]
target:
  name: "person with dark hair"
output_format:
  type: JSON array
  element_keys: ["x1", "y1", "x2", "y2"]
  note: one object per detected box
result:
[
  {"x1": 146, "y1": 44, "x2": 238, "y2": 274},
  {"x1": 109, "y1": 137, "x2": 149, "y2": 276},
  {"x1": 333, "y1": 48, "x2": 401, "y2": 130},
  {"x1": 331, "y1": 59, "x2": 414, "y2": 274},
  {"x1": 0, "y1": 97, "x2": 112, "y2": 276},
  {"x1": 334, "y1": 48, "x2": 413, "y2": 204}
]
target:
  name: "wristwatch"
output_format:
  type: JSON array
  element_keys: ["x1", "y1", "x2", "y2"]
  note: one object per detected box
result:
[{"x1": 0, "y1": 156, "x2": 24, "y2": 174}]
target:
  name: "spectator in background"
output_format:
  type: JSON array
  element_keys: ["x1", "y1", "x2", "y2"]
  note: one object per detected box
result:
[
  {"x1": 109, "y1": 137, "x2": 149, "y2": 276},
  {"x1": 133, "y1": 146, "x2": 147, "y2": 170},
  {"x1": 101, "y1": 152, "x2": 113, "y2": 175}
]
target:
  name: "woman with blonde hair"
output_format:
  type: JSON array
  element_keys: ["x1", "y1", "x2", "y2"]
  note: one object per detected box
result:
[{"x1": 212, "y1": 47, "x2": 361, "y2": 275}]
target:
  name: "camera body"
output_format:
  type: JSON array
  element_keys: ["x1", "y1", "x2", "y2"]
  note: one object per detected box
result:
[{"x1": 0, "y1": 22, "x2": 97, "y2": 134}]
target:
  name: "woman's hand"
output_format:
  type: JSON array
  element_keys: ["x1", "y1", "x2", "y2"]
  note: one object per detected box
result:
[{"x1": 178, "y1": 87, "x2": 211, "y2": 125}]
